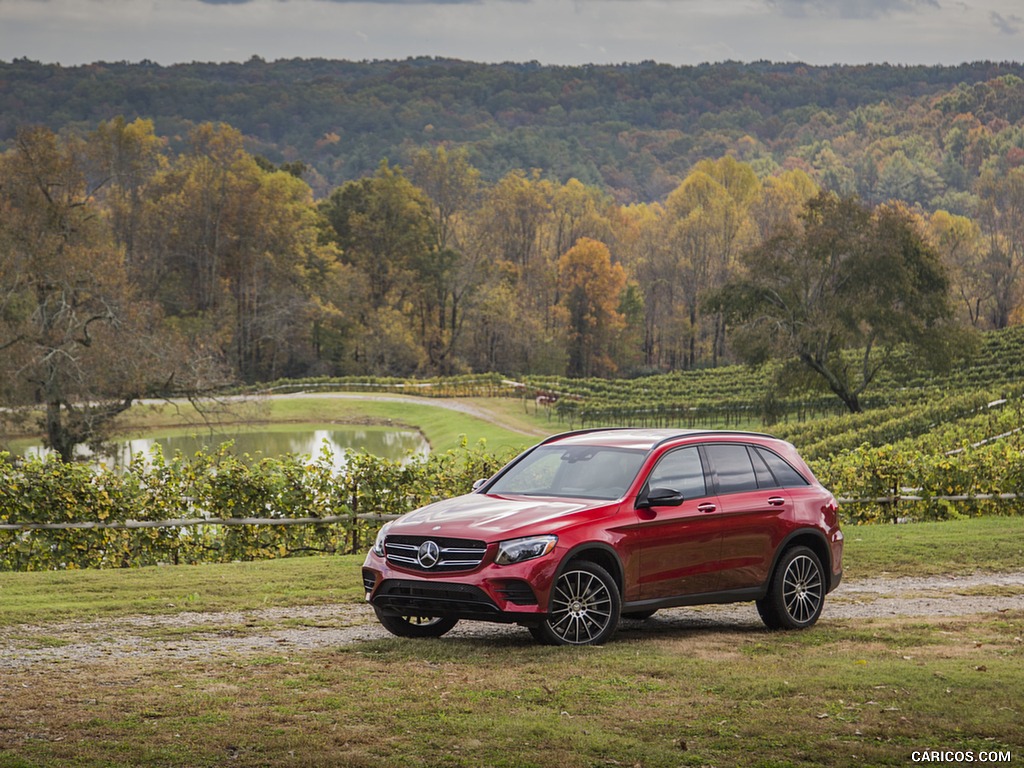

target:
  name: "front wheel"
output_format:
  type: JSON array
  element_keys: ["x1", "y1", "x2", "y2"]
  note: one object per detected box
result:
[
  {"x1": 530, "y1": 561, "x2": 621, "y2": 646},
  {"x1": 756, "y1": 546, "x2": 825, "y2": 630},
  {"x1": 373, "y1": 607, "x2": 459, "y2": 638}
]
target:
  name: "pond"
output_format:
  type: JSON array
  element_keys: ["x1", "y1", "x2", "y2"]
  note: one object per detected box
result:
[{"x1": 22, "y1": 425, "x2": 431, "y2": 470}]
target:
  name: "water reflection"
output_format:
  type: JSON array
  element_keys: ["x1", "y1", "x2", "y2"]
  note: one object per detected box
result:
[{"x1": 24, "y1": 426, "x2": 430, "y2": 470}]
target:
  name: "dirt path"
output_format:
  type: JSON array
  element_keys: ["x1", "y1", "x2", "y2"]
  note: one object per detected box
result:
[{"x1": 3, "y1": 572, "x2": 1022, "y2": 669}]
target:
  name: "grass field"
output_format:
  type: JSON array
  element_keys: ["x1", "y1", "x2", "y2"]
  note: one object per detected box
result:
[
  {"x1": 1, "y1": 610, "x2": 1021, "y2": 768},
  {"x1": 1, "y1": 519, "x2": 1023, "y2": 767},
  {"x1": 1, "y1": 517, "x2": 1022, "y2": 628},
  {"x1": 3, "y1": 394, "x2": 1023, "y2": 767}
]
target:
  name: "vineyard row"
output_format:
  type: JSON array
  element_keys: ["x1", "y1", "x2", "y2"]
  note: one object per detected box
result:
[{"x1": 4, "y1": 429, "x2": 1024, "y2": 571}]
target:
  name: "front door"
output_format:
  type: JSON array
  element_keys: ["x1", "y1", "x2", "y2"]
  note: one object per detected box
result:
[{"x1": 634, "y1": 446, "x2": 723, "y2": 599}]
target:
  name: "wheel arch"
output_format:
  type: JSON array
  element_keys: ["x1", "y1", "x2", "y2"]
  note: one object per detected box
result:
[
  {"x1": 554, "y1": 542, "x2": 625, "y2": 599},
  {"x1": 771, "y1": 529, "x2": 834, "y2": 591}
]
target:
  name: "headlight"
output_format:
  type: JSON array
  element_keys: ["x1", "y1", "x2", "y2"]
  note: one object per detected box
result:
[
  {"x1": 371, "y1": 522, "x2": 392, "y2": 557},
  {"x1": 495, "y1": 535, "x2": 557, "y2": 566}
]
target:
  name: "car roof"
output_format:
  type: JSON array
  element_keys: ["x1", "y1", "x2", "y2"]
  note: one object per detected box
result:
[{"x1": 542, "y1": 428, "x2": 775, "y2": 452}]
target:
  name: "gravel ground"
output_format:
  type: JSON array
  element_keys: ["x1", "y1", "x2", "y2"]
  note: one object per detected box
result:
[{"x1": 3, "y1": 572, "x2": 1022, "y2": 669}]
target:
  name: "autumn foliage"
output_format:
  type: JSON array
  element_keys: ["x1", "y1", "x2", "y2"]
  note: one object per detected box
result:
[{"x1": 4, "y1": 108, "x2": 1024, "y2": 454}]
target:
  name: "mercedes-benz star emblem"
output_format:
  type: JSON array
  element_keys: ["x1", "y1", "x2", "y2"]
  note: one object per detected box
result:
[{"x1": 417, "y1": 540, "x2": 441, "y2": 569}]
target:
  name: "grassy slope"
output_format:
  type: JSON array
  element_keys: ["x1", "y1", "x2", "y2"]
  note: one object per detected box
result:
[
  {"x1": 57, "y1": 394, "x2": 548, "y2": 455},
  {"x1": 119, "y1": 393, "x2": 548, "y2": 454}
]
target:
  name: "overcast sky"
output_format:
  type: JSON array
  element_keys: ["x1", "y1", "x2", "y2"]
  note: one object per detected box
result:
[{"x1": 0, "y1": 0, "x2": 1022, "y2": 68}]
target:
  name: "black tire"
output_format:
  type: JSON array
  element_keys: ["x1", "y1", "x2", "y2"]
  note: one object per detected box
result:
[
  {"x1": 621, "y1": 609, "x2": 658, "y2": 621},
  {"x1": 756, "y1": 546, "x2": 825, "y2": 630},
  {"x1": 373, "y1": 607, "x2": 459, "y2": 639},
  {"x1": 531, "y1": 561, "x2": 621, "y2": 646}
]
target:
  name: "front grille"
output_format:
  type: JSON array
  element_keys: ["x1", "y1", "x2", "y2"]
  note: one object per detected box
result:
[
  {"x1": 372, "y1": 579, "x2": 501, "y2": 618},
  {"x1": 384, "y1": 535, "x2": 488, "y2": 573}
]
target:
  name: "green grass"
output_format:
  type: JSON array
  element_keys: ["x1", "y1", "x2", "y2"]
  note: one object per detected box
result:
[
  {"x1": 1, "y1": 613, "x2": 1021, "y2": 767},
  {"x1": 1, "y1": 517, "x2": 1022, "y2": 767},
  {"x1": 125, "y1": 395, "x2": 541, "y2": 454},
  {"x1": 0, "y1": 557, "x2": 364, "y2": 627},
  {"x1": 841, "y1": 516, "x2": 1024, "y2": 577},
  {"x1": 6, "y1": 394, "x2": 543, "y2": 456},
  {"x1": 1, "y1": 517, "x2": 1021, "y2": 628}
]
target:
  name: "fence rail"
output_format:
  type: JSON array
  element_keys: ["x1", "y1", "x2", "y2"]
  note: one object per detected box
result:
[
  {"x1": 839, "y1": 493, "x2": 1023, "y2": 504},
  {"x1": 0, "y1": 513, "x2": 402, "y2": 532},
  {"x1": 3, "y1": 493, "x2": 1022, "y2": 532}
]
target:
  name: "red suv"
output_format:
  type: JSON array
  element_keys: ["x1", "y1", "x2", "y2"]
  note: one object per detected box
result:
[{"x1": 362, "y1": 429, "x2": 843, "y2": 645}]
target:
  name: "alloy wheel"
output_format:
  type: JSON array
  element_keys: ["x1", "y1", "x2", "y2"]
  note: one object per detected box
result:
[{"x1": 545, "y1": 565, "x2": 618, "y2": 645}]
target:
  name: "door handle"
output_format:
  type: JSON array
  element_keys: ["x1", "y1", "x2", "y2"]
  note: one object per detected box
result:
[
  {"x1": 767, "y1": 496, "x2": 786, "y2": 506},
  {"x1": 697, "y1": 502, "x2": 717, "y2": 513}
]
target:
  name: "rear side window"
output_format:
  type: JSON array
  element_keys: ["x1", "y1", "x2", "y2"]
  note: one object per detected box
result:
[
  {"x1": 754, "y1": 447, "x2": 809, "y2": 488},
  {"x1": 749, "y1": 448, "x2": 777, "y2": 488},
  {"x1": 646, "y1": 446, "x2": 707, "y2": 499},
  {"x1": 704, "y1": 444, "x2": 759, "y2": 494}
]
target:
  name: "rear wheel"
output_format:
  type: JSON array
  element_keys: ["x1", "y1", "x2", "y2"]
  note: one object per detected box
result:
[
  {"x1": 756, "y1": 546, "x2": 825, "y2": 630},
  {"x1": 373, "y1": 607, "x2": 459, "y2": 638},
  {"x1": 530, "y1": 561, "x2": 621, "y2": 646}
]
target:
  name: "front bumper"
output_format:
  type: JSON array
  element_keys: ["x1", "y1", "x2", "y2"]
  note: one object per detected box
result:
[{"x1": 362, "y1": 550, "x2": 557, "y2": 624}]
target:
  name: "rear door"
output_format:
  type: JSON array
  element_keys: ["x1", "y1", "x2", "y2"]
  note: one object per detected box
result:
[
  {"x1": 634, "y1": 445, "x2": 724, "y2": 599},
  {"x1": 704, "y1": 443, "x2": 794, "y2": 592}
]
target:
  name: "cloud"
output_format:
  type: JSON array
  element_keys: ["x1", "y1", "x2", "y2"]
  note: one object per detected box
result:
[
  {"x1": 991, "y1": 11, "x2": 1022, "y2": 35},
  {"x1": 765, "y1": 0, "x2": 940, "y2": 20}
]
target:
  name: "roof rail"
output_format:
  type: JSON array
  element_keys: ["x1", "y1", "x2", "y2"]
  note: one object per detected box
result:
[
  {"x1": 538, "y1": 427, "x2": 776, "y2": 450},
  {"x1": 538, "y1": 427, "x2": 634, "y2": 445},
  {"x1": 651, "y1": 429, "x2": 774, "y2": 450}
]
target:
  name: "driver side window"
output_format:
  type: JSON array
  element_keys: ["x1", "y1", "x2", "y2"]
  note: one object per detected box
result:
[{"x1": 646, "y1": 446, "x2": 707, "y2": 500}]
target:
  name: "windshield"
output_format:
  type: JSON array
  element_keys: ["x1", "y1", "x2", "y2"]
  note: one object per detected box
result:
[{"x1": 488, "y1": 445, "x2": 647, "y2": 500}]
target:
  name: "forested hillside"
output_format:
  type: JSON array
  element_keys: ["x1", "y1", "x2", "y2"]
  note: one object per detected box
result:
[
  {"x1": 3, "y1": 58, "x2": 1024, "y2": 207},
  {"x1": 5, "y1": 58, "x2": 1024, "y2": 459}
]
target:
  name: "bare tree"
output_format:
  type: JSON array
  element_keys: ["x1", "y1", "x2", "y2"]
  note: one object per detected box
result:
[{"x1": 0, "y1": 126, "x2": 226, "y2": 461}]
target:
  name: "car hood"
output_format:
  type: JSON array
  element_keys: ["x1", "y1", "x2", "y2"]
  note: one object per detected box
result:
[{"x1": 388, "y1": 492, "x2": 610, "y2": 540}]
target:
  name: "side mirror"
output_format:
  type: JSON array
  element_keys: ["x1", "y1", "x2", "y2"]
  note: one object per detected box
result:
[
  {"x1": 472, "y1": 478, "x2": 487, "y2": 492},
  {"x1": 637, "y1": 487, "x2": 685, "y2": 509}
]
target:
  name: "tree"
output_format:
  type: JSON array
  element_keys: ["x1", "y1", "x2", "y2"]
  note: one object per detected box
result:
[
  {"x1": 225, "y1": 165, "x2": 327, "y2": 381},
  {"x1": 750, "y1": 169, "x2": 819, "y2": 242},
  {"x1": 481, "y1": 169, "x2": 550, "y2": 268},
  {"x1": 550, "y1": 178, "x2": 612, "y2": 258},
  {"x1": 874, "y1": 150, "x2": 944, "y2": 206},
  {"x1": 0, "y1": 127, "x2": 180, "y2": 460},
  {"x1": 556, "y1": 238, "x2": 627, "y2": 377},
  {"x1": 88, "y1": 116, "x2": 165, "y2": 271},
  {"x1": 320, "y1": 161, "x2": 435, "y2": 375},
  {"x1": 927, "y1": 209, "x2": 988, "y2": 327},
  {"x1": 662, "y1": 159, "x2": 760, "y2": 367},
  {"x1": 476, "y1": 169, "x2": 564, "y2": 373},
  {"x1": 611, "y1": 202, "x2": 672, "y2": 369},
  {"x1": 716, "y1": 193, "x2": 959, "y2": 413},
  {"x1": 408, "y1": 146, "x2": 484, "y2": 374},
  {"x1": 136, "y1": 123, "x2": 327, "y2": 382},
  {"x1": 975, "y1": 166, "x2": 1024, "y2": 328},
  {"x1": 321, "y1": 160, "x2": 434, "y2": 309},
  {"x1": 409, "y1": 145, "x2": 479, "y2": 253}
]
